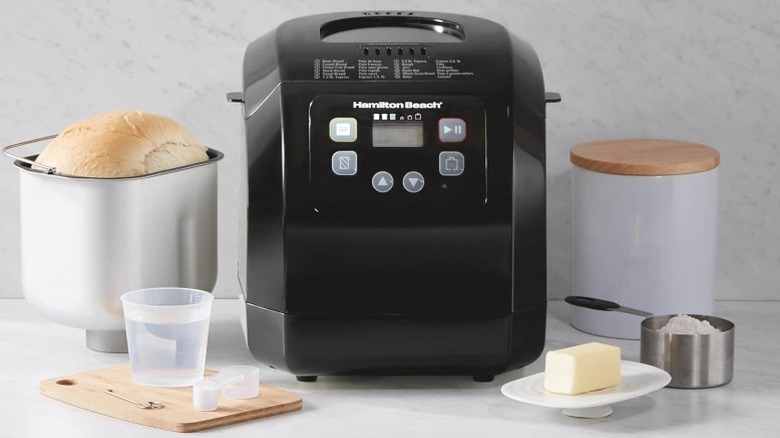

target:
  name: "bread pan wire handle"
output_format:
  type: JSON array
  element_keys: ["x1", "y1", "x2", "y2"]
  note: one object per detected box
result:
[{"x1": 3, "y1": 135, "x2": 58, "y2": 174}]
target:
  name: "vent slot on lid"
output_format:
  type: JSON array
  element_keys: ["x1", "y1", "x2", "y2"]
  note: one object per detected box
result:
[
  {"x1": 363, "y1": 11, "x2": 416, "y2": 16},
  {"x1": 360, "y1": 45, "x2": 429, "y2": 57}
]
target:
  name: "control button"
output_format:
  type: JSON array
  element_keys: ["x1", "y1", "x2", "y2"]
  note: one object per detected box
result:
[
  {"x1": 439, "y1": 152, "x2": 465, "y2": 176},
  {"x1": 438, "y1": 118, "x2": 467, "y2": 143},
  {"x1": 329, "y1": 117, "x2": 358, "y2": 142},
  {"x1": 402, "y1": 171, "x2": 425, "y2": 193},
  {"x1": 372, "y1": 171, "x2": 394, "y2": 193},
  {"x1": 331, "y1": 151, "x2": 357, "y2": 176}
]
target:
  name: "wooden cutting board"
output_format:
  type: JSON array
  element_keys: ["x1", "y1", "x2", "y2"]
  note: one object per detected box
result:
[{"x1": 40, "y1": 365, "x2": 302, "y2": 433}]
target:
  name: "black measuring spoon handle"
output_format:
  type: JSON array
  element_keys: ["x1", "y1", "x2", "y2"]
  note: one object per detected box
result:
[
  {"x1": 564, "y1": 295, "x2": 653, "y2": 317},
  {"x1": 564, "y1": 295, "x2": 621, "y2": 312}
]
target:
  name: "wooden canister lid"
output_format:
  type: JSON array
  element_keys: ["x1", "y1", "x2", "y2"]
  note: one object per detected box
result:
[{"x1": 570, "y1": 139, "x2": 719, "y2": 176}]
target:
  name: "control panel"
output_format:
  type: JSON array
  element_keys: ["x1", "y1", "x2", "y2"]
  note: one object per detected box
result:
[{"x1": 309, "y1": 94, "x2": 486, "y2": 216}]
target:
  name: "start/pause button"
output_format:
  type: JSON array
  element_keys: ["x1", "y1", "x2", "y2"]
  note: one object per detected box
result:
[{"x1": 439, "y1": 118, "x2": 466, "y2": 142}]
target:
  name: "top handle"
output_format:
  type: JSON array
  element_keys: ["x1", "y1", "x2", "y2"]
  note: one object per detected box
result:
[{"x1": 320, "y1": 16, "x2": 466, "y2": 41}]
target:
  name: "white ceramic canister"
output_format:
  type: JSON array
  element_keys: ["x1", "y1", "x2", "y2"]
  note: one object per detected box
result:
[
  {"x1": 5, "y1": 136, "x2": 223, "y2": 352},
  {"x1": 570, "y1": 139, "x2": 719, "y2": 339}
]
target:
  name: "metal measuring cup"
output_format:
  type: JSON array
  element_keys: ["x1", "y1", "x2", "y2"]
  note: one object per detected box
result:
[{"x1": 565, "y1": 296, "x2": 735, "y2": 389}]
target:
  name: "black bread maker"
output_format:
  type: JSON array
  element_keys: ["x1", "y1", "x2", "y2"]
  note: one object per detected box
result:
[{"x1": 229, "y1": 11, "x2": 558, "y2": 382}]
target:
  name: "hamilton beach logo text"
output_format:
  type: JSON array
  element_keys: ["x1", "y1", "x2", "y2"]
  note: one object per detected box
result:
[{"x1": 352, "y1": 101, "x2": 443, "y2": 109}]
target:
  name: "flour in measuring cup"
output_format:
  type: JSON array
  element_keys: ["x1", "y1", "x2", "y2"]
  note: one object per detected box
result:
[{"x1": 658, "y1": 314, "x2": 721, "y2": 335}]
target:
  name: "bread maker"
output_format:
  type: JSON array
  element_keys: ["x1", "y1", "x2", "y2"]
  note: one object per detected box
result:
[{"x1": 228, "y1": 11, "x2": 558, "y2": 381}]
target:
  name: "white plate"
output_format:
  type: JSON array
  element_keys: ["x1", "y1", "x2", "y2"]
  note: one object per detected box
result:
[{"x1": 501, "y1": 361, "x2": 671, "y2": 418}]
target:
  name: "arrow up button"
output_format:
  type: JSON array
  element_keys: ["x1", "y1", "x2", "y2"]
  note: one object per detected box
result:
[{"x1": 372, "y1": 171, "x2": 394, "y2": 193}]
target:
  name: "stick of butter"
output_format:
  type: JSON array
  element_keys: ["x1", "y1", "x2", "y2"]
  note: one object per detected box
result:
[{"x1": 543, "y1": 342, "x2": 621, "y2": 395}]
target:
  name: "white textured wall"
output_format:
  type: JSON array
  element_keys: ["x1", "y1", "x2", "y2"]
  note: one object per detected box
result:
[{"x1": 1, "y1": 0, "x2": 778, "y2": 300}]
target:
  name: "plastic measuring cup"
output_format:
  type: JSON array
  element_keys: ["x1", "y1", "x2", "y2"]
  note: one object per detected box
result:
[{"x1": 121, "y1": 288, "x2": 214, "y2": 387}]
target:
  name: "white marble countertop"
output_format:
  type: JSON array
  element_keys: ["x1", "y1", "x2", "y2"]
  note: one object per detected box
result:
[{"x1": 0, "y1": 299, "x2": 777, "y2": 437}]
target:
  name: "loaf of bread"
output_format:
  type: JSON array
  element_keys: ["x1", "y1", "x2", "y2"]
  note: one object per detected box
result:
[{"x1": 34, "y1": 111, "x2": 209, "y2": 177}]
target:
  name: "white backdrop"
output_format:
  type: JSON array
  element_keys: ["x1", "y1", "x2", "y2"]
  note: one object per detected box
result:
[{"x1": 1, "y1": 0, "x2": 778, "y2": 300}]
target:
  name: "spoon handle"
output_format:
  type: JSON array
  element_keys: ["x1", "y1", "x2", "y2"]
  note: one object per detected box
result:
[
  {"x1": 565, "y1": 296, "x2": 620, "y2": 311},
  {"x1": 564, "y1": 296, "x2": 653, "y2": 318}
]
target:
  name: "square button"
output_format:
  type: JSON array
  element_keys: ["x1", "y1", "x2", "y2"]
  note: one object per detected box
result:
[
  {"x1": 438, "y1": 118, "x2": 467, "y2": 143},
  {"x1": 329, "y1": 117, "x2": 358, "y2": 142},
  {"x1": 439, "y1": 151, "x2": 465, "y2": 176},
  {"x1": 332, "y1": 151, "x2": 357, "y2": 176}
]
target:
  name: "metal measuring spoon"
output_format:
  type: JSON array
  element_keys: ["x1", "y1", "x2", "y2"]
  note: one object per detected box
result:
[{"x1": 106, "y1": 389, "x2": 164, "y2": 409}]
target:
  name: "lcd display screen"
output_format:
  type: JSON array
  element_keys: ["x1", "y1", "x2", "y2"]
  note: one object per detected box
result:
[{"x1": 372, "y1": 122, "x2": 424, "y2": 147}]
